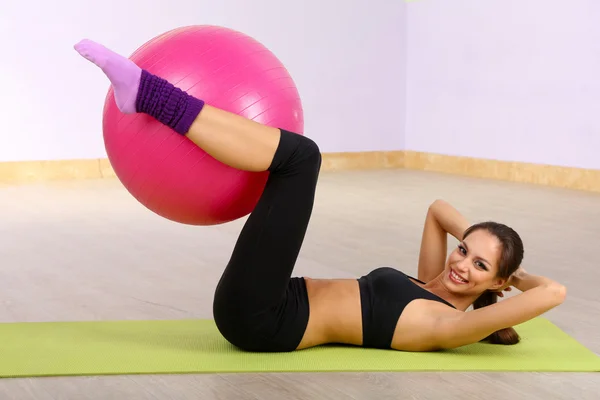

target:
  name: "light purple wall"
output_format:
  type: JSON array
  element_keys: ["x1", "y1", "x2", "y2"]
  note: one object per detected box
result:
[
  {"x1": 2, "y1": 1, "x2": 596, "y2": 170},
  {"x1": 0, "y1": 0, "x2": 406, "y2": 161},
  {"x1": 406, "y1": 0, "x2": 600, "y2": 169}
]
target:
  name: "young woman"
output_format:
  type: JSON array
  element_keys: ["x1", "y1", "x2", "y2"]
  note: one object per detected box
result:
[{"x1": 74, "y1": 39, "x2": 567, "y2": 353}]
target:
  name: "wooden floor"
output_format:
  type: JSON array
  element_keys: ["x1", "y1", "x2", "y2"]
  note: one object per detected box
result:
[{"x1": 0, "y1": 169, "x2": 599, "y2": 399}]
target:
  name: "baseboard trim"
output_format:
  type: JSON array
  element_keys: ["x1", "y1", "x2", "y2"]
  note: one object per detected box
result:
[
  {"x1": 1, "y1": 152, "x2": 598, "y2": 193},
  {"x1": 403, "y1": 151, "x2": 600, "y2": 193},
  {"x1": 321, "y1": 151, "x2": 405, "y2": 171},
  {"x1": 0, "y1": 159, "x2": 116, "y2": 183}
]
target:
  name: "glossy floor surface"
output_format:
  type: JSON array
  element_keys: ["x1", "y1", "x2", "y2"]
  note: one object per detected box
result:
[{"x1": 1, "y1": 169, "x2": 599, "y2": 399}]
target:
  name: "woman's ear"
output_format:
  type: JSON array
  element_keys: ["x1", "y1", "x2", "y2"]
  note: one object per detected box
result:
[{"x1": 489, "y1": 277, "x2": 508, "y2": 292}]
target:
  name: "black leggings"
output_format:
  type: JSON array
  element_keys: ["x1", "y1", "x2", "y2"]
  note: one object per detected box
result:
[{"x1": 212, "y1": 129, "x2": 321, "y2": 352}]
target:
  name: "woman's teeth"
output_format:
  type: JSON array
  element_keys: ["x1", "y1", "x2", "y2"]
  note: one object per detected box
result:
[{"x1": 451, "y1": 270, "x2": 468, "y2": 284}]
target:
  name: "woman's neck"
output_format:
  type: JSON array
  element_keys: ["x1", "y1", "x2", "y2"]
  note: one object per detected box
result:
[{"x1": 423, "y1": 276, "x2": 479, "y2": 312}]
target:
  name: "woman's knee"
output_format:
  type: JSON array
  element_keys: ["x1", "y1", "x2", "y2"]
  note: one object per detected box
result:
[
  {"x1": 296, "y1": 135, "x2": 322, "y2": 171},
  {"x1": 272, "y1": 130, "x2": 321, "y2": 173}
]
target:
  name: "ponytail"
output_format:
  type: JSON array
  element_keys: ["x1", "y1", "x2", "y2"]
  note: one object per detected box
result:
[{"x1": 473, "y1": 291, "x2": 520, "y2": 345}]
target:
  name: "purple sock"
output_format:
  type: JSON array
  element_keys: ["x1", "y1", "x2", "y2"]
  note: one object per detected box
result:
[
  {"x1": 135, "y1": 70, "x2": 205, "y2": 135},
  {"x1": 74, "y1": 39, "x2": 205, "y2": 135}
]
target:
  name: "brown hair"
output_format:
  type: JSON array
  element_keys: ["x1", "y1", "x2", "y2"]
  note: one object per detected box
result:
[{"x1": 463, "y1": 221, "x2": 524, "y2": 345}]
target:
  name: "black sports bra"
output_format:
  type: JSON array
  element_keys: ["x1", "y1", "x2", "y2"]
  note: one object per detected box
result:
[{"x1": 357, "y1": 266, "x2": 455, "y2": 349}]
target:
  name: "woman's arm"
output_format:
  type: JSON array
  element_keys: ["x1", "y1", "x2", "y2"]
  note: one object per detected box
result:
[
  {"x1": 417, "y1": 199, "x2": 470, "y2": 282},
  {"x1": 429, "y1": 199, "x2": 471, "y2": 241},
  {"x1": 433, "y1": 271, "x2": 567, "y2": 349},
  {"x1": 510, "y1": 268, "x2": 559, "y2": 292}
]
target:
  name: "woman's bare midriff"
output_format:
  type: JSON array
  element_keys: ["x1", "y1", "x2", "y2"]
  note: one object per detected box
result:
[{"x1": 296, "y1": 278, "x2": 363, "y2": 349}]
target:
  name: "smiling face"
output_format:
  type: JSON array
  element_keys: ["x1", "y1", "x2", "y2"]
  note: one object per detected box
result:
[{"x1": 443, "y1": 229, "x2": 507, "y2": 296}]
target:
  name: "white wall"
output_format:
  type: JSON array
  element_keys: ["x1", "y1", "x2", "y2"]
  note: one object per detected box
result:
[
  {"x1": 0, "y1": 0, "x2": 407, "y2": 161},
  {"x1": 405, "y1": 0, "x2": 600, "y2": 169}
]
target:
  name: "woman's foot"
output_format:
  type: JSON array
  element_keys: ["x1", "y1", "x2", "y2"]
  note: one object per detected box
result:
[
  {"x1": 74, "y1": 39, "x2": 205, "y2": 134},
  {"x1": 74, "y1": 39, "x2": 141, "y2": 114}
]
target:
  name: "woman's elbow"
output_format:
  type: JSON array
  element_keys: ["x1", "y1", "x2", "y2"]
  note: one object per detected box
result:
[
  {"x1": 429, "y1": 199, "x2": 448, "y2": 210},
  {"x1": 546, "y1": 283, "x2": 567, "y2": 306}
]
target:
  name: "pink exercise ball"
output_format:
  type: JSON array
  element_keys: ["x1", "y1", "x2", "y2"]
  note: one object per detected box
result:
[{"x1": 102, "y1": 25, "x2": 304, "y2": 225}]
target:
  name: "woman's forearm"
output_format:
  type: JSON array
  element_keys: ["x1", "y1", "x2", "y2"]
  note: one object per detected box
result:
[
  {"x1": 429, "y1": 199, "x2": 471, "y2": 241},
  {"x1": 512, "y1": 268, "x2": 561, "y2": 292}
]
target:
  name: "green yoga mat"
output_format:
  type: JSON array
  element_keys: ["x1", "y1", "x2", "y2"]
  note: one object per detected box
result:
[{"x1": 0, "y1": 317, "x2": 598, "y2": 378}]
